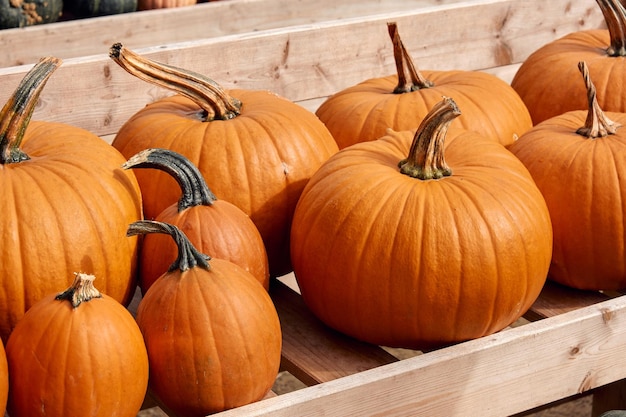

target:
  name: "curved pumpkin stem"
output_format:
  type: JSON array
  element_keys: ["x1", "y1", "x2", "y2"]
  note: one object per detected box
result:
[
  {"x1": 388, "y1": 22, "x2": 434, "y2": 93},
  {"x1": 109, "y1": 43, "x2": 242, "y2": 121},
  {"x1": 55, "y1": 273, "x2": 103, "y2": 308},
  {"x1": 127, "y1": 220, "x2": 211, "y2": 272},
  {"x1": 123, "y1": 148, "x2": 218, "y2": 212},
  {"x1": 596, "y1": 0, "x2": 626, "y2": 56},
  {"x1": 576, "y1": 61, "x2": 621, "y2": 138},
  {"x1": 398, "y1": 96, "x2": 460, "y2": 180},
  {"x1": 0, "y1": 56, "x2": 62, "y2": 164}
]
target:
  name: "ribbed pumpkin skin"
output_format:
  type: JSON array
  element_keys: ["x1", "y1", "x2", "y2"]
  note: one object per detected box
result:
[
  {"x1": 0, "y1": 121, "x2": 142, "y2": 342},
  {"x1": 5, "y1": 292, "x2": 149, "y2": 417},
  {"x1": 137, "y1": 0, "x2": 195, "y2": 9},
  {"x1": 136, "y1": 259, "x2": 282, "y2": 416},
  {"x1": 113, "y1": 90, "x2": 338, "y2": 277},
  {"x1": 316, "y1": 71, "x2": 533, "y2": 149},
  {"x1": 141, "y1": 200, "x2": 270, "y2": 292},
  {"x1": 0, "y1": 342, "x2": 7, "y2": 415},
  {"x1": 511, "y1": 30, "x2": 626, "y2": 125},
  {"x1": 509, "y1": 111, "x2": 626, "y2": 290},
  {"x1": 291, "y1": 128, "x2": 552, "y2": 349}
]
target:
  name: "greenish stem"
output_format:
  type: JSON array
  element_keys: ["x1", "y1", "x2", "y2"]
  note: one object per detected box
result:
[
  {"x1": 0, "y1": 56, "x2": 62, "y2": 164},
  {"x1": 596, "y1": 0, "x2": 626, "y2": 56},
  {"x1": 109, "y1": 43, "x2": 241, "y2": 121},
  {"x1": 388, "y1": 22, "x2": 434, "y2": 94},
  {"x1": 576, "y1": 61, "x2": 621, "y2": 138},
  {"x1": 127, "y1": 220, "x2": 211, "y2": 272},
  {"x1": 55, "y1": 273, "x2": 103, "y2": 308},
  {"x1": 398, "y1": 96, "x2": 460, "y2": 180},
  {"x1": 123, "y1": 148, "x2": 217, "y2": 212}
]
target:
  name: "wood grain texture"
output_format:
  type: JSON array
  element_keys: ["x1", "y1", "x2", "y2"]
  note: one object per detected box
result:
[{"x1": 0, "y1": 0, "x2": 604, "y2": 139}]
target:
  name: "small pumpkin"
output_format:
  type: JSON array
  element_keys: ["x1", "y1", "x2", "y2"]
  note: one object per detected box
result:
[
  {"x1": 509, "y1": 61, "x2": 626, "y2": 290},
  {"x1": 0, "y1": 0, "x2": 62, "y2": 29},
  {"x1": 129, "y1": 220, "x2": 282, "y2": 416},
  {"x1": 316, "y1": 22, "x2": 532, "y2": 149},
  {"x1": 109, "y1": 43, "x2": 338, "y2": 277},
  {"x1": 511, "y1": 0, "x2": 626, "y2": 124},
  {"x1": 0, "y1": 57, "x2": 143, "y2": 343},
  {"x1": 123, "y1": 148, "x2": 269, "y2": 293},
  {"x1": 6, "y1": 273, "x2": 149, "y2": 417},
  {"x1": 291, "y1": 97, "x2": 552, "y2": 349}
]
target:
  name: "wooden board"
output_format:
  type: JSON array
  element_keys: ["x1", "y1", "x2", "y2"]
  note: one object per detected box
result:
[{"x1": 0, "y1": 0, "x2": 605, "y2": 140}]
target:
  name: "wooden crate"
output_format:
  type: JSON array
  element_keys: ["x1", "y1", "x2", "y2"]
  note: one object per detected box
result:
[{"x1": 3, "y1": 0, "x2": 625, "y2": 416}]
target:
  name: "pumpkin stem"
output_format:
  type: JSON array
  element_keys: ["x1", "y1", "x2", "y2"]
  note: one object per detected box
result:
[
  {"x1": 55, "y1": 273, "x2": 103, "y2": 308},
  {"x1": 127, "y1": 220, "x2": 211, "y2": 272},
  {"x1": 0, "y1": 56, "x2": 62, "y2": 164},
  {"x1": 123, "y1": 148, "x2": 217, "y2": 212},
  {"x1": 398, "y1": 96, "x2": 460, "y2": 180},
  {"x1": 109, "y1": 43, "x2": 242, "y2": 121},
  {"x1": 576, "y1": 61, "x2": 621, "y2": 138},
  {"x1": 596, "y1": 0, "x2": 626, "y2": 56},
  {"x1": 388, "y1": 22, "x2": 434, "y2": 93}
]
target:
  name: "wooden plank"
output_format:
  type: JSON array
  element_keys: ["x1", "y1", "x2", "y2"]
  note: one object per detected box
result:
[
  {"x1": 0, "y1": 0, "x2": 604, "y2": 139},
  {"x1": 270, "y1": 280, "x2": 398, "y2": 386},
  {"x1": 525, "y1": 280, "x2": 610, "y2": 321},
  {"x1": 212, "y1": 294, "x2": 626, "y2": 417},
  {"x1": 0, "y1": 0, "x2": 465, "y2": 67}
]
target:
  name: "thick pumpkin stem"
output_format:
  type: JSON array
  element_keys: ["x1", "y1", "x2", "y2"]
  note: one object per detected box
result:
[
  {"x1": 123, "y1": 148, "x2": 217, "y2": 212},
  {"x1": 127, "y1": 220, "x2": 211, "y2": 272},
  {"x1": 0, "y1": 56, "x2": 62, "y2": 164},
  {"x1": 576, "y1": 61, "x2": 621, "y2": 138},
  {"x1": 398, "y1": 96, "x2": 460, "y2": 180},
  {"x1": 55, "y1": 273, "x2": 102, "y2": 308},
  {"x1": 109, "y1": 43, "x2": 241, "y2": 121},
  {"x1": 596, "y1": 0, "x2": 626, "y2": 56},
  {"x1": 388, "y1": 22, "x2": 434, "y2": 93}
]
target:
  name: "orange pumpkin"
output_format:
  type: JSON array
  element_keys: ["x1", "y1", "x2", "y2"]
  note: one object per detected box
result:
[
  {"x1": 6, "y1": 273, "x2": 149, "y2": 417},
  {"x1": 129, "y1": 220, "x2": 282, "y2": 416},
  {"x1": 0, "y1": 341, "x2": 7, "y2": 415},
  {"x1": 0, "y1": 57, "x2": 142, "y2": 343},
  {"x1": 137, "y1": 0, "x2": 196, "y2": 10},
  {"x1": 109, "y1": 43, "x2": 338, "y2": 277},
  {"x1": 511, "y1": 0, "x2": 626, "y2": 125},
  {"x1": 124, "y1": 148, "x2": 269, "y2": 293},
  {"x1": 509, "y1": 61, "x2": 626, "y2": 290},
  {"x1": 291, "y1": 97, "x2": 552, "y2": 349},
  {"x1": 316, "y1": 22, "x2": 532, "y2": 149}
]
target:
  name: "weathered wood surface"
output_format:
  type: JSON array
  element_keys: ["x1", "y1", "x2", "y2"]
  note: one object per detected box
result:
[
  {"x1": 0, "y1": 0, "x2": 604, "y2": 140},
  {"x1": 0, "y1": 0, "x2": 466, "y2": 67}
]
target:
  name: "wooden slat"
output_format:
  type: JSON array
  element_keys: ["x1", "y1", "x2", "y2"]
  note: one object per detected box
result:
[
  {"x1": 0, "y1": 0, "x2": 465, "y2": 67},
  {"x1": 525, "y1": 281, "x2": 611, "y2": 321},
  {"x1": 0, "y1": 0, "x2": 604, "y2": 139},
  {"x1": 213, "y1": 294, "x2": 626, "y2": 417},
  {"x1": 270, "y1": 280, "x2": 398, "y2": 386}
]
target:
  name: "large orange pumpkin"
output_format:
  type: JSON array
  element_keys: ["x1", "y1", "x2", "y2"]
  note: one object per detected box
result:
[
  {"x1": 291, "y1": 97, "x2": 552, "y2": 349},
  {"x1": 124, "y1": 148, "x2": 269, "y2": 293},
  {"x1": 129, "y1": 220, "x2": 282, "y2": 416},
  {"x1": 509, "y1": 61, "x2": 626, "y2": 290},
  {"x1": 0, "y1": 57, "x2": 142, "y2": 343},
  {"x1": 511, "y1": 0, "x2": 626, "y2": 125},
  {"x1": 6, "y1": 273, "x2": 149, "y2": 417},
  {"x1": 0, "y1": 341, "x2": 7, "y2": 415},
  {"x1": 109, "y1": 44, "x2": 338, "y2": 277},
  {"x1": 316, "y1": 22, "x2": 532, "y2": 149}
]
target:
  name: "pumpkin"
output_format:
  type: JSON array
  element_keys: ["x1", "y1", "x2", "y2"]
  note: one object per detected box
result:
[
  {"x1": 509, "y1": 61, "x2": 626, "y2": 290},
  {"x1": 5, "y1": 272, "x2": 149, "y2": 417},
  {"x1": 137, "y1": 0, "x2": 195, "y2": 10},
  {"x1": 0, "y1": 57, "x2": 142, "y2": 343},
  {"x1": 124, "y1": 148, "x2": 269, "y2": 293},
  {"x1": 511, "y1": 0, "x2": 626, "y2": 125},
  {"x1": 0, "y1": 341, "x2": 7, "y2": 416},
  {"x1": 128, "y1": 220, "x2": 282, "y2": 416},
  {"x1": 0, "y1": 0, "x2": 62, "y2": 29},
  {"x1": 63, "y1": 0, "x2": 136, "y2": 18},
  {"x1": 315, "y1": 22, "x2": 533, "y2": 149},
  {"x1": 291, "y1": 97, "x2": 552, "y2": 349},
  {"x1": 109, "y1": 43, "x2": 338, "y2": 277}
]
